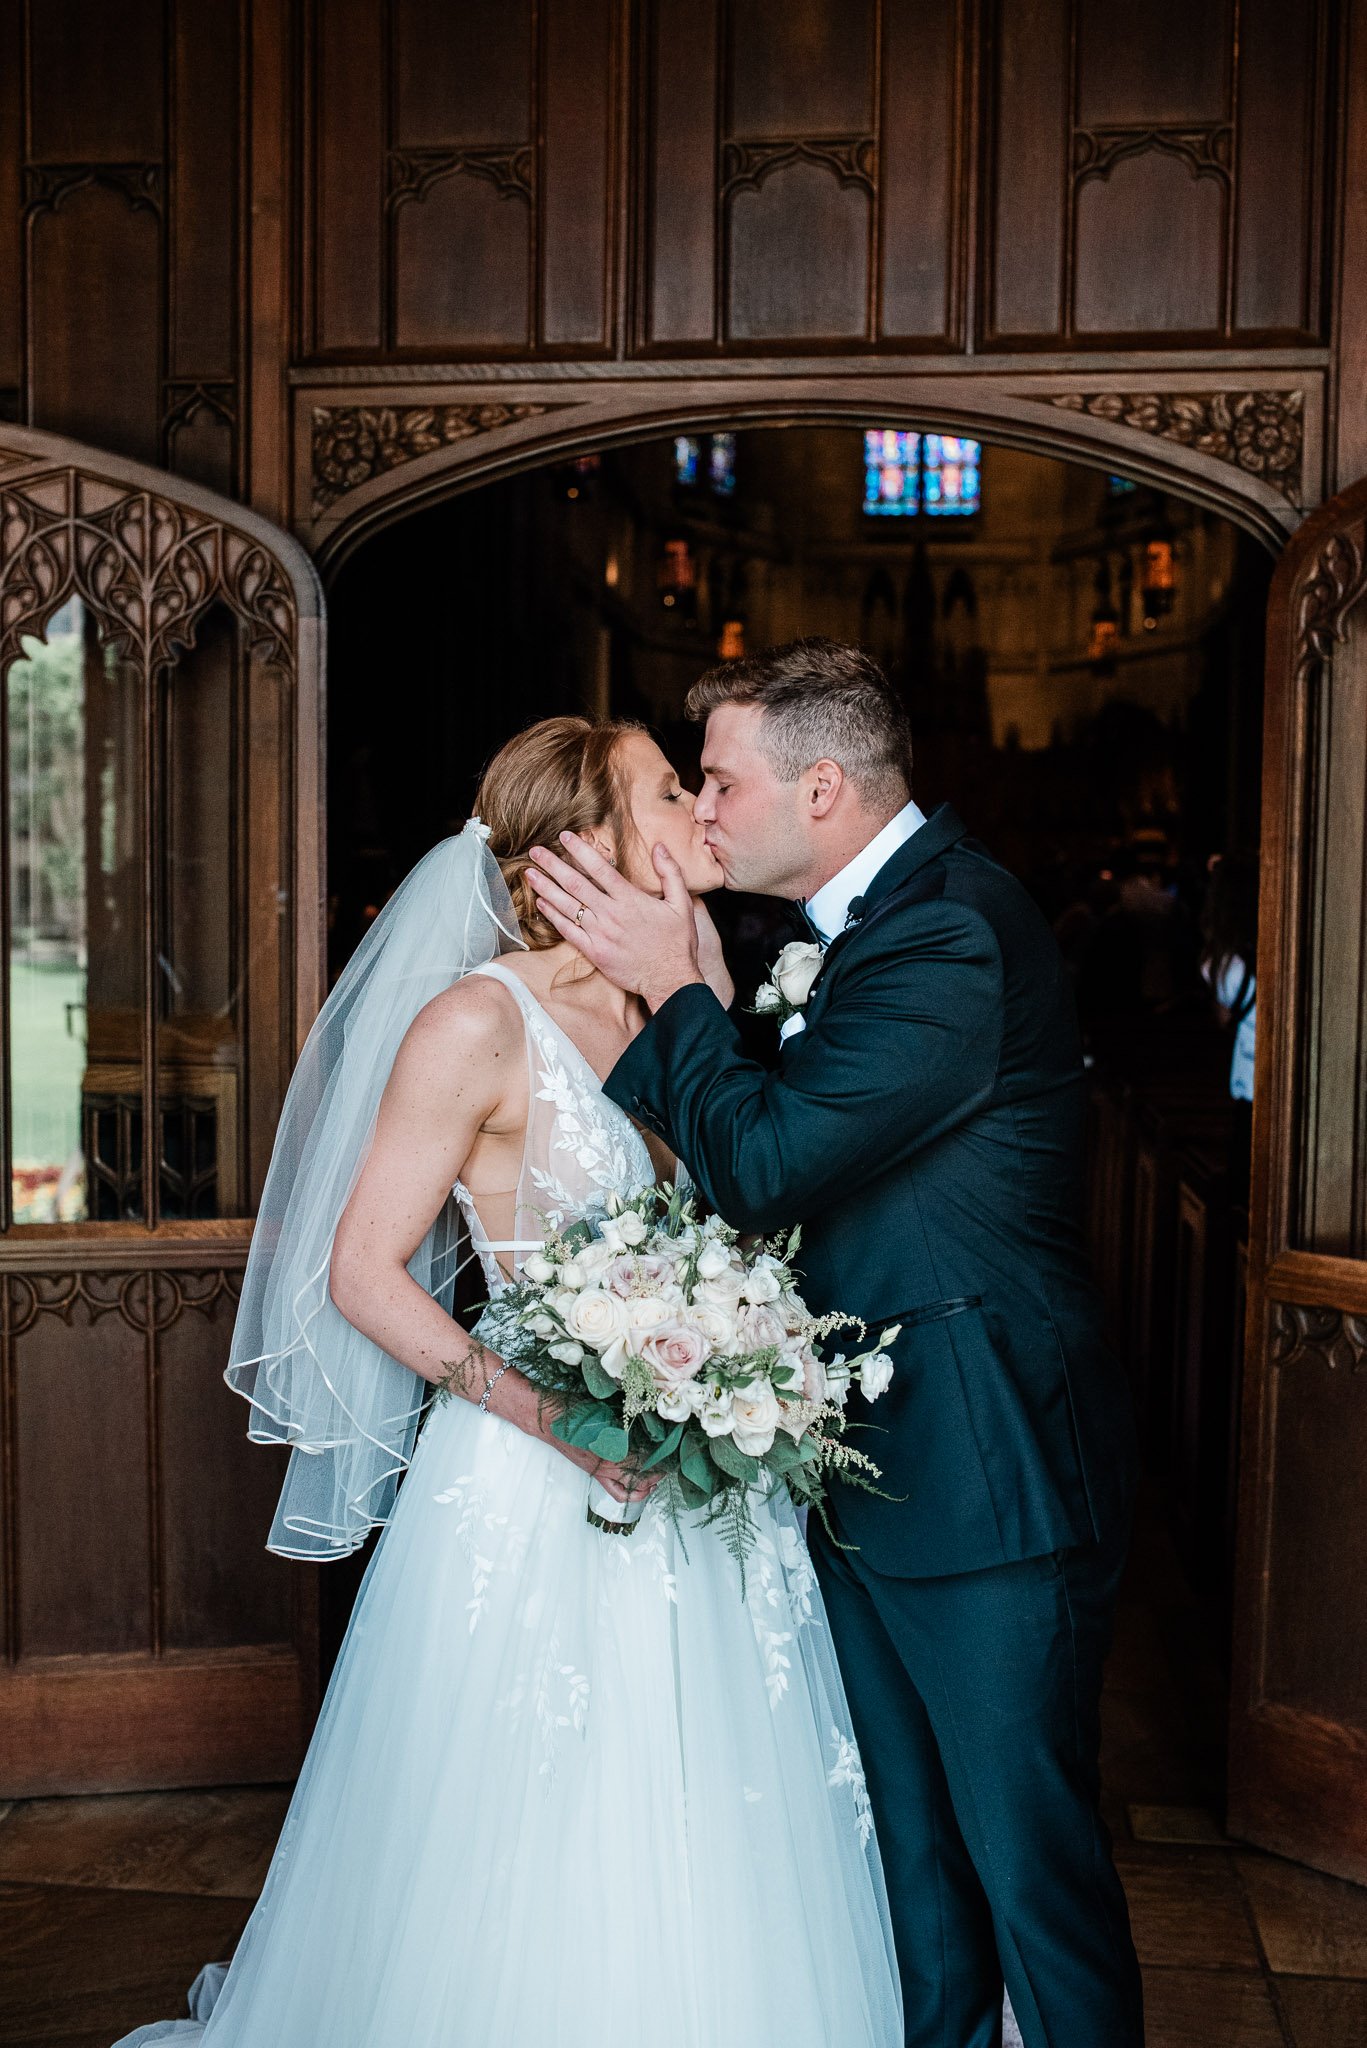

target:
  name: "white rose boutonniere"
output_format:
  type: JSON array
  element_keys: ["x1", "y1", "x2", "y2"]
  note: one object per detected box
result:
[{"x1": 748, "y1": 939, "x2": 825, "y2": 1028}]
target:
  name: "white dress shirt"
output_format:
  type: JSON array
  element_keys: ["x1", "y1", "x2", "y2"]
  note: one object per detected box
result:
[{"x1": 781, "y1": 797, "x2": 929, "y2": 1040}]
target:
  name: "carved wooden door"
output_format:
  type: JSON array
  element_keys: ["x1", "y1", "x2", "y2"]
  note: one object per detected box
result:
[
  {"x1": 1229, "y1": 474, "x2": 1367, "y2": 1882},
  {"x1": 0, "y1": 426, "x2": 324, "y2": 1792}
]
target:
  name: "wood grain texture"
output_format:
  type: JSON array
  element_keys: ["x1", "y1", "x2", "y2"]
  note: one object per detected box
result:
[{"x1": 1229, "y1": 473, "x2": 1367, "y2": 1886}]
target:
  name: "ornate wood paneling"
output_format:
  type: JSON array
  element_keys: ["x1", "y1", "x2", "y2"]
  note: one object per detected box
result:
[
  {"x1": 3, "y1": 1, "x2": 1335, "y2": 399},
  {"x1": 307, "y1": 0, "x2": 620, "y2": 359},
  {"x1": 985, "y1": 0, "x2": 1328, "y2": 346},
  {"x1": 9, "y1": 1271, "x2": 153, "y2": 1658},
  {"x1": 8, "y1": 0, "x2": 245, "y2": 491},
  {"x1": 1229, "y1": 470, "x2": 1367, "y2": 1884},
  {"x1": 640, "y1": 0, "x2": 969, "y2": 352},
  {"x1": 0, "y1": 0, "x2": 21, "y2": 416},
  {"x1": 1231, "y1": 1294, "x2": 1367, "y2": 1876},
  {"x1": 0, "y1": 427, "x2": 324, "y2": 1792}
]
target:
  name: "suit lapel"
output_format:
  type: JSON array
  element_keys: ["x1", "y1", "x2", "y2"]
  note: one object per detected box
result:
[{"x1": 797, "y1": 804, "x2": 968, "y2": 1026}]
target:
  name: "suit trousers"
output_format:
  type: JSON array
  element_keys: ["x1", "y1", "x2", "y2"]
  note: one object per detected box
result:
[{"x1": 811, "y1": 1512, "x2": 1144, "y2": 2048}]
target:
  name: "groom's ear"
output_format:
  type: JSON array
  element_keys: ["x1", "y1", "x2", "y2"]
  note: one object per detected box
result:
[{"x1": 806, "y1": 759, "x2": 845, "y2": 820}]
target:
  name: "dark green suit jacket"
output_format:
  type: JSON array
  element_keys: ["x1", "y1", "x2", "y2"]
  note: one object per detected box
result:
[{"x1": 606, "y1": 805, "x2": 1138, "y2": 1578}]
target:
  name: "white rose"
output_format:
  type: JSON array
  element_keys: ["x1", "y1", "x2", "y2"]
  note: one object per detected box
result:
[
  {"x1": 549, "y1": 1287, "x2": 580, "y2": 1324},
  {"x1": 695, "y1": 1240, "x2": 731, "y2": 1281},
  {"x1": 860, "y1": 1351, "x2": 895, "y2": 1402},
  {"x1": 570, "y1": 1239, "x2": 616, "y2": 1280},
  {"x1": 617, "y1": 1210, "x2": 649, "y2": 1247},
  {"x1": 731, "y1": 1377, "x2": 781, "y2": 1458},
  {"x1": 752, "y1": 982, "x2": 783, "y2": 1014},
  {"x1": 779, "y1": 1288, "x2": 808, "y2": 1334},
  {"x1": 522, "y1": 1250, "x2": 557, "y2": 1285},
  {"x1": 690, "y1": 1301, "x2": 738, "y2": 1355},
  {"x1": 625, "y1": 1295, "x2": 675, "y2": 1343},
  {"x1": 696, "y1": 1266, "x2": 745, "y2": 1311},
  {"x1": 821, "y1": 1351, "x2": 851, "y2": 1403},
  {"x1": 773, "y1": 940, "x2": 824, "y2": 1008},
  {"x1": 548, "y1": 1339, "x2": 584, "y2": 1366},
  {"x1": 557, "y1": 1260, "x2": 587, "y2": 1291},
  {"x1": 741, "y1": 1263, "x2": 782, "y2": 1305},
  {"x1": 640, "y1": 1318, "x2": 710, "y2": 1386},
  {"x1": 775, "y1": 1342, "x2": 808, "y2": 1395},
  {"x1": 527, "y1": 1312, "x2": 557, "y2": 1338},
  {"x1": 696, "y1": 1382, "x2": 735, "y2": 1437},
  {"x1": 566, "y1": 1288, "x2": 630, "y2": 1353},
  {"x1": 738, "y1": 1302, "x2": 787, "y2": 1353},
  {"x1": 598, "y1": 1336, "x2": 629, "y2": 1382},
  {"x1": 656, "y1": 1383, "x2": 695, "y2": 1423},
  {"x1": 598, "y1": 1219, "x2": 627, "y2": 1254}
]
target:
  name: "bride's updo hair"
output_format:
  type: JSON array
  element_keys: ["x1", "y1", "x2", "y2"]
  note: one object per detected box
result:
[{"x1": 472, "y1": 715, "x2": 644, "y2": 949}]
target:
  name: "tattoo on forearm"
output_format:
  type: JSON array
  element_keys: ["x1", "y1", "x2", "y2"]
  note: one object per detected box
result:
[{"x1": 434, "y1": 1338, "x2": 493, "y2": 1404}]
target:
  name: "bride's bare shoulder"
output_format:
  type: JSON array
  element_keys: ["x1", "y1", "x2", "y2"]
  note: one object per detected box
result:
[{"x1": 391, "y1": 972, "x2": 523, "y2": 1096}]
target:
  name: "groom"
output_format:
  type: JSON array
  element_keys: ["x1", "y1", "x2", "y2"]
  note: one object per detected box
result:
[{"x1": 527, "y1": 637, "x2": 1143, "y2": 2048}]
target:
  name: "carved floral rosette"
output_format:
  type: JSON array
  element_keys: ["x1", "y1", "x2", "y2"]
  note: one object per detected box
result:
[
  {"x1": 311, "y1": 402, "x2": 575, "y2": 513},
  {"x1": 1050, "y1": 391, "x2": 1304, "y2": 506}
]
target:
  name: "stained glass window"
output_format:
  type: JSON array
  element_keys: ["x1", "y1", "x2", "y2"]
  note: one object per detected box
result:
[
  {"x1": 863, "y1": 430, "x2": 980, "y2": 518},
  {"x1": 922, "y1": 434, "x2": 980, "y2": 517},
  {"x1": 674, "y1": 436, "x2": 701, "y2": 487},
  {"x1": 1107, "y1": 473, "x2": 1138, "y2": 497},
  {"x1": 708, "y1": 432, "x2": 737, "y2": 496},
  {"x1": 864, "y1": 430, "x2": 920, "y2": 517}
]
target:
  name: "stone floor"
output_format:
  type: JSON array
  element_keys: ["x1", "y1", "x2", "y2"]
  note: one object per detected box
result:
[{"x1": 2, "y1": 1502, "x2": 1366, "y2": 2047}]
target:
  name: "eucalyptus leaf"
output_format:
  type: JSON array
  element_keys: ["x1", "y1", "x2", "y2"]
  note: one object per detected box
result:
[
  {"x1": 708, "y1": 1435, "x2": 761, "y2": 1484},
  {"x1": 640, "y1": 1420, "x2": 686, "y2": 1472},
  {"x1": 581, "y1": 1356, "x2": 618, "y2": 1401},
  {"x1": 680, "y1": 1430, "x2": 714, "y2": 1493}
]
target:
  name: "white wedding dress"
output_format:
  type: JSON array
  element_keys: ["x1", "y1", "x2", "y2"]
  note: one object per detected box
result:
[{"x1": 115, "y1": 961, "x2": 903, "y2": 2048}]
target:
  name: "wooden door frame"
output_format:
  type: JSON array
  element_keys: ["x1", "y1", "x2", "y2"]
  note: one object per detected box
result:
[
  {"x1": 0, "y1": 423, "x2": 326, "y2": 1791},
  {"x1": 1227, "y1": 471, "x2": 1367, "y2": 1881}
]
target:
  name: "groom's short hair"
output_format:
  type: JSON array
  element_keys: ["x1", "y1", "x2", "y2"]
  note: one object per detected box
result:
[{"x1": 686, "y1": 637, "x2": 912, "y2": 805}]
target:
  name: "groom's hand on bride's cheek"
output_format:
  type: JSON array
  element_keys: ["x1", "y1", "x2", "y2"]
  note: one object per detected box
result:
[{"x1": 526, "y1": 833, "x2": 706, "y2": 1012}]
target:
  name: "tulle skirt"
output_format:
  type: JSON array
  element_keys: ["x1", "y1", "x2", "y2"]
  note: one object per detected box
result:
[{"x1": 113, "y1": 1392, "x2": 904, "y2": 2047}]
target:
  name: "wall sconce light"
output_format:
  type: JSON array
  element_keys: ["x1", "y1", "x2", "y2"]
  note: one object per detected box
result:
[
  {"x1": 718, "y1": 618, "x2": 746, "y2": 660},
  {"x1": 1140, "y1": 537, "x2": 1177, "y2": 626},
  {"x1": 658, "y1": 537, "x2": 697, "y2": 618}
]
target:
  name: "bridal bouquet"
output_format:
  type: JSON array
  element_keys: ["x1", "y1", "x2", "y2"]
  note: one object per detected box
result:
[{"x1": 471, "y1": 1185, "x2": 898, "y2": 1574}]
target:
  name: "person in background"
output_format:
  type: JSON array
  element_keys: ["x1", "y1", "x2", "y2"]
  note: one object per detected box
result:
[{"x1": 1200, "y1": 850, "x2": 1259, "y2": 1205}]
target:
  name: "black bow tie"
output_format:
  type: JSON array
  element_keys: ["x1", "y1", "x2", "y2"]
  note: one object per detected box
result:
[{"x1": 796, "y1": 894, "x2": 867, "y2": 945}]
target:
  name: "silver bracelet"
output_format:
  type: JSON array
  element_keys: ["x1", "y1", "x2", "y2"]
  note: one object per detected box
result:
[{"x1": 478, "y1": 1361, "x2": 514, "y2": 1414}]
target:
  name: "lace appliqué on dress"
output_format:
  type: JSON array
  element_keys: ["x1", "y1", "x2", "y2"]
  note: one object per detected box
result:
[
  {"x1": 746, "y1": 1520, "x2": 822, "y2": 1709},
  {"x1": 828, "y1": 1726, "x2": 875, "y2": 1846}
]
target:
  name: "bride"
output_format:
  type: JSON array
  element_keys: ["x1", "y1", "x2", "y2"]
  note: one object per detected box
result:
[{"x1": 114, "y1": 715, "x2": 903, "y2": 2048}]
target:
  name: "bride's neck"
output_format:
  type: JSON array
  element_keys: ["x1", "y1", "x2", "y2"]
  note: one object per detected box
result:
[{"x1": 535, "y1": 943, "x2": 639, "y2": 1028}]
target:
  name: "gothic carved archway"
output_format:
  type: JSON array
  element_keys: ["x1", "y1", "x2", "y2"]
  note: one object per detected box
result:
[{"x1": 294, "y1": 371, "x2": 1314, "y2": 574}]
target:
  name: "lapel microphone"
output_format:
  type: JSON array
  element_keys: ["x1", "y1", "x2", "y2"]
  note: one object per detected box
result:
[{"x1": 844, "y1": 894, "x2": 867, "y2": 930}]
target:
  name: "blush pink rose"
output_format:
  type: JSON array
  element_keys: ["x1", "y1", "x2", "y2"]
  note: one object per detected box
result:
[{"x1": 640, "y1": 1318, "x2": 710, "y2": 1386}]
